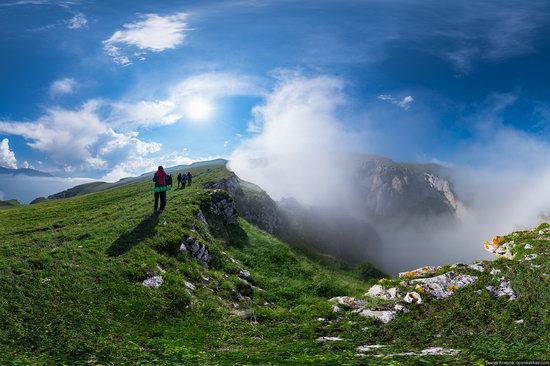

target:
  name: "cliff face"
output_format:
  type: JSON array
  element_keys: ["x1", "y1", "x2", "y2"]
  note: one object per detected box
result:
[
  {"x1": 352, "y1": 156, "x2": 461, "y2": 222},
  {"x1": 203, "y1": 173, "x2": 282, "y2": 234}
]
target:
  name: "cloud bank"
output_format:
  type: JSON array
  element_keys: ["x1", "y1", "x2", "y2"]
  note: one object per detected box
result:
[{"x1": 230, "y1": 73, "x2": 550, "y2": 274}]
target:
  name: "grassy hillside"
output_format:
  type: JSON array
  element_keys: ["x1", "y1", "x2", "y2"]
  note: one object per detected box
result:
[
  {"x1": 0, "y1": 164, "x2": 373, "y2": 365},
  {"x1": 0, "y1": 199, "x2": 21, "y2": 210},
  {"x1": 0, "y1": 163, "x2": 548, "y2": 365}
]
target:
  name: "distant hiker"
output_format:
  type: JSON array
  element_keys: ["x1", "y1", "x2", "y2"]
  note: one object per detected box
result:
[
  {"x1": 153, "y1": 166, "x2": 168, "y2": 212},
  {"x1": 186, "y1": 171, "x2": 192, "y2": 187},
  {"x1": 177, "y1": 172, "x2": 183, "y2": 189}
]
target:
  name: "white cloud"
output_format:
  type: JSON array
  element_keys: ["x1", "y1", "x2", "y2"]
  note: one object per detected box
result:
[
  {"x1": 108, "y1": 72, "x2": 262, "y2": 129},
  {"x1": 229, "y1": 74, "x2": 357, "y2": 205},
  {"x1": 378, "y1": 94, "x2": 414, "y2": 110},
  {"x1": 103, "y1": 13, "x2": 188, "y2": 65},
  {"x1": 0, "y1": 102, "x2": 164, "y2": 176},
  {"x1": 49, "y1": 78, "x2": 77, "y2": 95},
  {"x1": 0, "y1": 138, "x2": 18, "y2": 169},
  {"x1": 67, "y1": 12, "x2": 87, "y2": 29},
  {"x1": 108, "y1": 100, "x2": 181, "y2": 129}
]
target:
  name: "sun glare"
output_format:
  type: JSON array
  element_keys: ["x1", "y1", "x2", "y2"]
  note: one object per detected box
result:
[{"x1": 183, "y1": 97, "x2": 213, "y2": 122}]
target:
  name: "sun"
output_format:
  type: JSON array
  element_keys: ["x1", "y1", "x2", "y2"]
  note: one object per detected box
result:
[{"x1": 183, "y1": 97, "x2": 213, "y2": 122}]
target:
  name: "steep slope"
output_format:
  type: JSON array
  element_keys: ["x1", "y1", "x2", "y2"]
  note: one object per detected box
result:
[{"x1": 0, "y1": 163, "x2": 376, "y2": 365}]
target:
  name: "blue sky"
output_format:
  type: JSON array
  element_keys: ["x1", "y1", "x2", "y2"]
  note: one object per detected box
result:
[{"x1": 1, "y1": 0, "x2": 550, "y2": 181}]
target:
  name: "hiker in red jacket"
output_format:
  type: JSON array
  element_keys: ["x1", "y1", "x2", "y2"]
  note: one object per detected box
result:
[{"x1": 153, "y1": 165, "x2": 167, "y2": 212}]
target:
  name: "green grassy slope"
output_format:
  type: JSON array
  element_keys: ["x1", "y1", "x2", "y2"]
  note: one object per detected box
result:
[
  {"x1": 0, "y1": 164, "x2": 374, "y2": 365},
  {"x1": 1, "y1": 163, "x2": 548, "y2": 365}
]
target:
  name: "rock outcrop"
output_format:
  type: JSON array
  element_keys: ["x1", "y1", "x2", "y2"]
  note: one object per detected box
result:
[
  {"x1": 203, "y1": 174, "x2": 281, "y2": 233},
  {"x1": 180, "y1": 236, "x2": 212, "y2": 266}
]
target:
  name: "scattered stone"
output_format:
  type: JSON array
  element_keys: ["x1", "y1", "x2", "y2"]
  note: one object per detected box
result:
[
  {"x1": 468, "y1": 262, "x2": 485, "y2": 272},
  {"x1": 366, "y1": 284, "x2": 388, "y2": 299},
  {"x1": 180, "y1": 237, "x2": 212, "y2": 266},
  {"x1": 403, "y1": 291, "x2": 423, "y2": 304},
  {"x1": 399, "y1": 265, "x2": 441, "y2": 278},
  {"x1": 184, "y1": 281, "x2": 196, "y2": 291},
  {"x1": 317, "y1": 317, "x2": 326, "y2": 322},
  {"x1": 394, "y1": 303, "x2": 409, "y2": 312},
  {"x1": 238, "y1": 269, "x2": 251, "y2": 279},
  {"x1": 361, "y1": 327, "x2": 370, "y2": 332},
  {"x1": 317, "y1": 336, "x2": 345, "y2": 342},
  {"x1": 332, "y1": 305, "x2": 343, "y2": 313},
  {"x1": 236, "y1": 279, "x2": 254, "y2": 297},
  {"x1": 524, "y1": 254, "x2": 538, "y2": 261},
  {"x1": 377, "y1": 347, "x2": 460, "y2": 357},
  {"x1": 200, "y1": 276, "x2": 210, "y2": 284},
  {"x1": 387, "y1": 287, "x2": 398, "y2": 299},
  {"x1": 357, "y1": 345, "x2": 387, "y2": 353},
  {"x1": 514, "y1": 319, "x2": 524, "y2": 325},
  {"x1": 489, "y1": 268, "x2": 502, "y2": 276},
  {"x1": 232, "y1": 303, "x2": 239, "y2": 309},
  {"x1": 156, "y1": 264, "x2": 166, "y2": 274},
  {"x1": 40, "y1": 277, "x2": 51, "y2": 284},
  {"x1": 486, "y1": 278, "x2": 517, "y2": 300},
  {"x1": 539, "y1": 230, "x2": 545, "y2": 235},
  {"x1": 530, "y1": 264, "x2": 542, "y2": 269},
  {"x1": 413, "y1": 272, "x2": 477, "y2": 299},
  {"x1": 524, "y1": 243, "x2": 533, "y2": 249},
  {"x1": 329, "y1": 296, "x2": 367, "y2": 310},
  {"x1": 450, "y1": 263, "x2": 465, "y2": 269},
  {"x1": 420, "y1": 347, "x2": 460, "y2": 356},
  {"x1": 357, "y1": 309, "x2": 397, "y2": 323},
  {"x1": 142, "y1": 275, "x2": 164, "y2": 288}
]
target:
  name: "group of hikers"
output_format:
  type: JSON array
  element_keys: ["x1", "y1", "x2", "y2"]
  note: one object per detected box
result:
[{"x1": 152, "y1": 166, "x2": 192, "y2": 212}]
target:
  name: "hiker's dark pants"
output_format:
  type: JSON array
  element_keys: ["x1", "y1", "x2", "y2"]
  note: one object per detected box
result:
[
  {"x1": 187, "y1": 179, "x2": 192, "y2": 187},
  {"x1": 177, "y1": 180, "x2": 182, "y2": 188},
  {"x1": 154, "y1": 191, "x2": 166, "y2": 211}
]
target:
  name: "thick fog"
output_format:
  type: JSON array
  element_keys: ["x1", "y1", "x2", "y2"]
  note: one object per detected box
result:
[
  {"x1": 229, "y1": 74, "x2": 550, "y2": 275},
  {"x1": 0, "y1": 175, "x2": 94, "y2": 204}
]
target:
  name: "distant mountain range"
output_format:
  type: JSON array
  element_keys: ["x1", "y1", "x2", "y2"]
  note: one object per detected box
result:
[{"x1": 0, "y1": 166, "x2": 52, "y2": 177}]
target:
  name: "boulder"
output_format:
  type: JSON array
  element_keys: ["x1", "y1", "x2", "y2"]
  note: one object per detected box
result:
[
  {"x1": 142, "y1": 275, "x2": 164, "y2": 288},
  {"x1": 403, "y1": 291, "x2": 422, "y2": 304},
  {"x1": 357, "y1": 345, "x2": 386, "y2": 352},
  {"x1": 412, "y1": 271, "x2": 477, "y2": 299},
  {"x1": 357, "y1": 309, "x2": 397, "y2": 323},
  {"x1": 366, "y1": 284, "x2": 387, "y2": 298}
]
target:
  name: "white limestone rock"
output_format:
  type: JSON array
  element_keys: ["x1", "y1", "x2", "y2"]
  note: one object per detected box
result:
[
  {"x1": 357, "y1": 345, "x2": 387, "y2": 353},
  {"x1": 486, "y1": 278, "x2": 517, "y2": 300},
  {"x1": 468, "y1": 262, "x2": 485, "y2": 272},
  {"x1": 357, "y1": 309, "x2": 397, "y2": 323},
  {"x1": 329, "y1": 296, "x2": 367, "y2": 309},
  {"x1": 142, "y1": 275, "x2": 164, "y2": 288},
  {"x1": 399, "y1": 265, "x2": 441, "y2": 278},
  {"x1": 413, "y1": 272, "x2": 477, "y2": 299},
  {"x1": 317, "y1": 336, "x2": 345, "y2": 342},
  {"x1": 403, "y1": 291, "x2": 423, "y2": 304}
]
